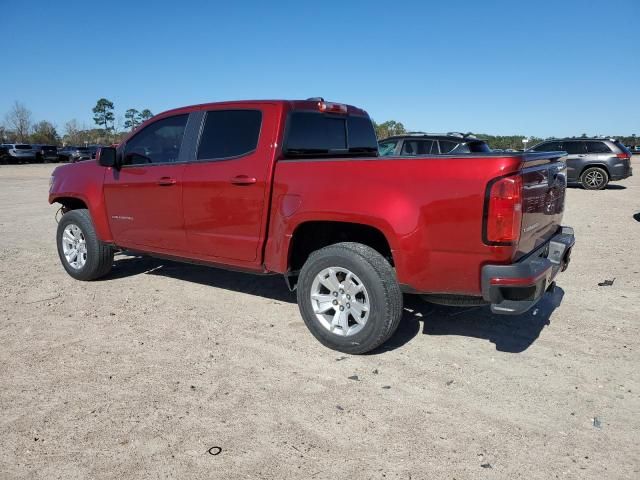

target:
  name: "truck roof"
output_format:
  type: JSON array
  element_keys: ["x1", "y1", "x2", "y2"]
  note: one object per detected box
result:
[{"x1": 154, "y1": 99, "x2": 369, "y2": 119}]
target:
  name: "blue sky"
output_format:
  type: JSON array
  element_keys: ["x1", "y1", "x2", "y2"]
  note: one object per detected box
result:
[{"x1": 2, "y1": 0, "x2": 638, "y2": 137}]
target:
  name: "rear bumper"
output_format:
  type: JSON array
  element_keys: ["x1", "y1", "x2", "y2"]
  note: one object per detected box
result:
[
  {"x1": 610, "y1": 165, "x2": 632, "y2": 181},
  {"x1": 481, "y1": 226, "x2": 575, "y2": 315}
]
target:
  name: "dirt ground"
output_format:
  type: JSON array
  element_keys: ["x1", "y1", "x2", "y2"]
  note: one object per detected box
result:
[{"x1": 1, "y1": 159, "x2": 639, "y2": 479}]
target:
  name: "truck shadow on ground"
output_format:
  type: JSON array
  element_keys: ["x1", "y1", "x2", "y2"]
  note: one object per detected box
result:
[
  {"x1": 106, "y1": 254, "x2": 297, "y2": 304},
  {"x1": 378, "y1": 286, "x2": 565, "y2": 354},
  {"x1": 107, "y1": 254, "x2": 564, "y2": 353}
]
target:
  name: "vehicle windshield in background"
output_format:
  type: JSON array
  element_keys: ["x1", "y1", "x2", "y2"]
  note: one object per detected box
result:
[
  {"x1": 451, "y1": 141, "x2": 491, "y2": 154},
  {"x1": 16, "y1": 145, "x2": 32, "y2": 149},
  {"x1": 284, "y1": 112, "x2": 378, "y2": 157}
]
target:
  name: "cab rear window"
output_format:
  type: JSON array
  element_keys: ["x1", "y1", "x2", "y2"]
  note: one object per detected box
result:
[{"x1": 284, "y1": 112, "x2": 378, "y2": 157}]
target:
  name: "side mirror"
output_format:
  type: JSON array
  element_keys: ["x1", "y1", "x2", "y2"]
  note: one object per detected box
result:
[{"x1": 98, "y1": 147, "x2": 117, "y2": 168}]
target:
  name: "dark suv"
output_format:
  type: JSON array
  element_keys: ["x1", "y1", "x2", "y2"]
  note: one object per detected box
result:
[
  {"x1": 530, "y1": 138, "x2": 632, "y2": 190},
  {"x1": 58, "y1": 146, "x2": 92, "y2": 163},
  {"x1": 378, "y1": 132, "x2": 491, "y2": 157},
  {"x1": 33, "y1": 145, "x2": 59, "y2": 163}
]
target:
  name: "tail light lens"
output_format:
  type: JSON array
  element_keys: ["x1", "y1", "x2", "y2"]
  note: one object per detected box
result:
[
  {"x1": 616, "y1": 153, "x2": 630, "y2": 159},
  {"x1": 484, "y1": 175, "x2": 523, "y2": 245}
]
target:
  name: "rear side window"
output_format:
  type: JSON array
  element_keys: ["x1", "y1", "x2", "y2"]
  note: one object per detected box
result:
[
  {"x1": 438, "y1": 140, "x2": 458, "y2": 154},
  {"x1": 16, "y1": 145, "x2": 31, "y2": 149},
  {"x1": 401, "y1": 139, "x2": 433, "y2": 155},
  {"x1": 284, "y1": 112, "x2": 378, "y2": 157},
  {"x1": 563, "y1": 142, "x2": 586, "y2": 154},
  {"x1": 198, "y1": 110, "x2": 262, "y2": 160},
  {"x1": 123, "y1": 114, "x2": 188, "y2": 166},
  {"x1": 585, "y1": 141, "x2": 612, "y2": 153}
]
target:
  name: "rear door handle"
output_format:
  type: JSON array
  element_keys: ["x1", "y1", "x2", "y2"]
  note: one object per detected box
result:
[
  {"x1": 230, "y1": 175, "x2": 257, "y2": 185},
  {"x1": 157, "y1": 177, "x2": 177, "y2": 186}
]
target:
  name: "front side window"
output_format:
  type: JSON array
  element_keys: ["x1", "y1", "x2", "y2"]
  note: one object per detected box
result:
[
  {"x1": 438, "y1": 140, "x2": 458, "y2": 154},
  {"x1": 585, "y1": 141, "x2": 612, "y2": 154},
  {"x1": 378, "y1": 141, "x2": 397, "y2": 156},
  {"x1": 401, "y1": 140, "x2": 434, "y2": 155},
  {"x1": 198, "y1": 110, "x2": 262, "y2": 160},
  {"x1": 123, "y1": 114, "x2": 188, "y2": 166},
  {"x1": 533, "y1": 141, "x2": 561, "y2": 152}
]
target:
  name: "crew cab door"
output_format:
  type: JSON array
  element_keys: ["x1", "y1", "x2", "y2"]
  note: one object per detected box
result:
[
  {"x1": 182, "y1": 104, "x2": 279, "y2": 264},
  {"x1": 103, "y1": 114, "x2": 190, "y2": 252}
]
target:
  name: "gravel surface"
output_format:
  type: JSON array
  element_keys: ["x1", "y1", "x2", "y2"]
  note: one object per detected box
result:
[{"x1": 1, "y1": 160, "x2": 639, "y2": 479}]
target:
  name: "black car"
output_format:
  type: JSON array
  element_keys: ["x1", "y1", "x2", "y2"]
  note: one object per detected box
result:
[
  {"x1": 0, "y1": 145, "x2": 9, "y2": 165},
  {"x1": 58, "y1": 146, "x2": 92, "y2": 163},
  {"x1": 530, "y1": 138, "x2": 632, "y2": 189},
  {"x1": 33, "y1": 144, "x2": 59, "y2": 163},
  {"x1": 378, "y1": 132, "x2": 491, "y2": 156}
]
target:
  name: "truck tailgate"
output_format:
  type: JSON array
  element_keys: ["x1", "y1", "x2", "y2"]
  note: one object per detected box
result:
[{"x1": 516, "y1": 152, "x2": 567, "y2": 260}]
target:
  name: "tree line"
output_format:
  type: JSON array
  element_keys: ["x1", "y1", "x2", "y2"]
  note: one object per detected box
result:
[
  {"x1": 1, "y1": 102, "x2": 637, "y2": 149},
  {"x1": 0, "y1": 99, "x2": 154, "y2": 146}
]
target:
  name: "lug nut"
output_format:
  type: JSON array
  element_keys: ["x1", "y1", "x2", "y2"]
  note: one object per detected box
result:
[
  {"x1": 346, "y1": 303, "x2": 350, "y2": 308},
  {"x1": 333, "y1": 300, "x2": 338, "y2": 305},
  {"x1": 333, "y1": 291, "x2": 338, "y2": 297},
  {"x1": 346, "y1": 294, "x2": 351, "y2": 300},
  {"x1": 339, "y1": 288, "x2": 344, "y2": 294},
  {"x1": 339, "y1": 306, "x2": 345, "y2": 311}
]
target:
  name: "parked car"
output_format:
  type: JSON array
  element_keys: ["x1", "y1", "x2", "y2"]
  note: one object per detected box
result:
[
  {"x1": 49, "y1": 98, "x2": 575, "y2": 354},
  {"x1": 87, "y1": 145, "x2": 103, "y2": 159},
  {"x1": 58, "y1": 146, "x2": 92, "y2": 163},
  {"x1": 2, "y1": 143, "x2": 36, "y2": 163},
  {"x1": 32, "y1": 144, "x2": 59, "y2": 163},
  {"x1": 0, "y1": 145, "x2": 9, "y2": 164},
  {"x1": 530, "y1": 138, "x2": 632, "y2": 190},
  {"x1": 378, "y1": 132, "x2": 491, "y2": 156}
]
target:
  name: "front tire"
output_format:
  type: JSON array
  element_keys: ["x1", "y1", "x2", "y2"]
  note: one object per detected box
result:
[
  {"x1": 56, "y1": 209, "x2": 114, "y2": 280},
  {"x1": 297, "y1": 242, "x2": 403, "y2": 354},
  {"x1": 580, "y1": 167, "x2": 609, "y2": 190}
]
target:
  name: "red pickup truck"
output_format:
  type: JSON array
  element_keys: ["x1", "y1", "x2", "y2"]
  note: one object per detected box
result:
[{"x1": 49, "y1": 99, "x2": 575, "y2": 353}]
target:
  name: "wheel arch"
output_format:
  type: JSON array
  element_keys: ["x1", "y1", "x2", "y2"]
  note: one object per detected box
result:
[
  {"x1": 51, "y1": 194, "x2": 114, "y2": 243},
  {"x1": 286, "y1": 220, "x2": 396, "y2": 275},
  {"x1": 579, "y1": 163, "x2": 610, "y2": 177}
]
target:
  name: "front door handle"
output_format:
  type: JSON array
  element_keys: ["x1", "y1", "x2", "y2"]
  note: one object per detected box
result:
[
  {"x1": 230, "y1": 175, "x2": 257, "y2": 185},
  {"x1": 157, "y1": 177, "x2": 177, "y2": 186}
]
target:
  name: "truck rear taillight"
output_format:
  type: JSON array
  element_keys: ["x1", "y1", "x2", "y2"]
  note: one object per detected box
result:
[
  {"x1": 317, "y1": 101, "x2": 348, "y2": 114},
  {"x1": 616, "y1": 153, "x2": 630, "y2": 160},
  {"x1": 484, "y1": 175, "x2": 523, "y2": 245}
]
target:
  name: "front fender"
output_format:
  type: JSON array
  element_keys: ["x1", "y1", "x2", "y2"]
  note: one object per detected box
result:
[{"x1": 49, "y1": 161, "x2": 113, "y2": 243}]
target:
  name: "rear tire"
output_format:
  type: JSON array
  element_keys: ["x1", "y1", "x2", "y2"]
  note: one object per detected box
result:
[
  {"x1": 580, "y1": 167, "x2": 609, "y2": 190},
  {"x1": 56, "y1": 209, "x2": 114, "y2": 280},
  {"x1": 297, "y1": 242, "x2": 403, "y2": 354}
]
